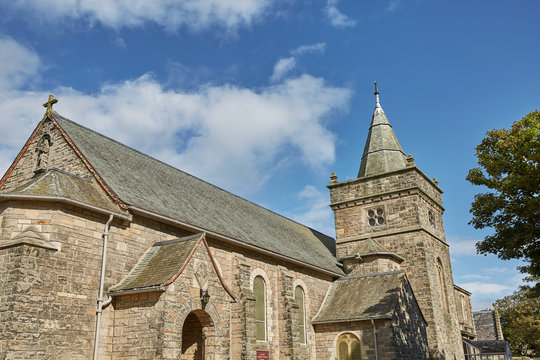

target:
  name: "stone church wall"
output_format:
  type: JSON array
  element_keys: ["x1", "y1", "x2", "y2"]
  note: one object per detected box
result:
[
  {"x1": 0, "y1": 202, "x2": 125, "y2": 359},
  {"x1": 0, "y1": 200, "x2": 335, "y2": 359},
  {"x1": 391, "y1": 279, "x2": 429, "y2": 359}
]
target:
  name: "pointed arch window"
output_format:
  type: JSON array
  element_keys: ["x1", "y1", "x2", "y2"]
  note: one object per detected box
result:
[
  {"x1": 295, "y1": 286, "x2": 306, "y2": 344},
  {"x1": 437, "y1": 258, "x2": 449, "y2": 312},
  {"x1": 336, "y1": 333, "x2": 361, "y2": 360},
  {"x1": 253, "y1": 276, "x2": 266, "y2": 341}
]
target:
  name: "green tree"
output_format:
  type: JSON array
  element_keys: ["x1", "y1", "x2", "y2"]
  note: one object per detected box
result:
[
  {"x1": 494, "y1": 287, "x2": 540, "y2": 356},
  {"x1": 466, "y1": 111, "x2": 540, "y2": 289}
]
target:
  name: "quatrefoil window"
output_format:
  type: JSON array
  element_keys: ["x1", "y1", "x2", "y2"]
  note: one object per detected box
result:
[{"x1": 368, "y1": 208, "x2": 385, "y2": 226}]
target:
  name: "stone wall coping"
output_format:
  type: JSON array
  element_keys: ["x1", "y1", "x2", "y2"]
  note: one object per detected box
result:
[
  {"x1": 0, "y1": 237, "x2": 61, "y2": 251},
  {"x1": 327, "y1": 165, "x2": 443, "y2": 194},
  {"x1": 454, "y1": 284, "x2": 472, "y2": 296},
  {"x1": 336, "y1": 224, "x2": 448, "y2": 247}
]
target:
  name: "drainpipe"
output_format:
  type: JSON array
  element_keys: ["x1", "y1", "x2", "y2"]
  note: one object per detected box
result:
[
  {"x1": 371, "y1": 319, "x2": 379, "y2": 360},
  {"x1": 93, "y1": 214, "x2": 114, "y2": 360}
]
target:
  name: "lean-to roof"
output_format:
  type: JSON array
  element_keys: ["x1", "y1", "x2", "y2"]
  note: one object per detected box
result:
[{"x1": 312, "y1": 271, "x2": 406, "y2": 323}]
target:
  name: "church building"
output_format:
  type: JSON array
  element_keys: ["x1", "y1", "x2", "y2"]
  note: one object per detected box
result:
[{"x1": 0, "y1": 87, "x2": 475, "y2": 359}]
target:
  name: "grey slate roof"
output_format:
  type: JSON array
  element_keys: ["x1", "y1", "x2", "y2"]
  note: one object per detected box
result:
[
  {"x1": 51, "y1": 113, "x2": 343, "y2": 275},
  {"x1": 358, "y1": 103, "x2": 407, "y2": 178},
  {"x1": 110, "y1": 234, "x2": 201, "y2": 293},
  {"x1": 312, "y1": 271, "x2": 405, "y2": 323},
  {"x1": 12, "y1": 168, "x2": 119, "y2": 212},
  {"x1": 464, "y1": 339, "x2": 512, "y2": 356},
  {"x1": 473, "y1": 310, "x2": 504, "y2": 340}
]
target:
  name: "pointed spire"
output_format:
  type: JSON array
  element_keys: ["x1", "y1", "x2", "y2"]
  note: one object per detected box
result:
[{"x1": 357, "y1": 83, "x2": 407, "y2": 178}]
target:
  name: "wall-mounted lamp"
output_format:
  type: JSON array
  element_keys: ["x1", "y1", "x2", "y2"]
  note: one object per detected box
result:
[{"x1": 201, "y1": 289, "x2": 210, "y2": 309}]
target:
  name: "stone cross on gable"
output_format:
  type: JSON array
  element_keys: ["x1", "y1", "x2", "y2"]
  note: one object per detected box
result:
[{"x1": 43, "y1": 94, "x2": 58, "y2": 112}]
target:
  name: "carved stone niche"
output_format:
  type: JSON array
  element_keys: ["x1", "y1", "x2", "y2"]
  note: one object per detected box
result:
[{"x1": 34, "y1": 122, "x2": 54, "y2": 174}]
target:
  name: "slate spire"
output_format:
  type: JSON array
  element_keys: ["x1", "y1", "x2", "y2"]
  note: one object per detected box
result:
[{"x1": 357, "y1": 82, "x2": 407, "y2": 178}]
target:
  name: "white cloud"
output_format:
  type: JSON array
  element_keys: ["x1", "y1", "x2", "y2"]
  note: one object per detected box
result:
[
  {"x1": 446, "y1": 235, "x2": 479, "y2": 256},
  {"x1": 290, "y1": 42, "x2": 326, "y2": 56},
  {"x1": 459, "y1": 274, "x2": 490, "y2": 280},
  {"x1": 4, "y1": 0, "x2": 274, "y2": 33},
  {"x1": 289, "y1": 185, "x2": 334, "y2": 236},
  {"x1": 458, "y1": 282, "x2": 513, "y2": 296},
  {"x1": 271, "y1": 42, "x2": 327, "y2": 83},
  {"x1": 325, "y1": 0, "x2": 356, "y2": 28},
  {"x1": 387, "y1": 0, "x2": 403, "y2": 12},
  {"x1": 0, "y1": 39, "x2": 352, "y2": 196},
  {"x1": 0, "y1": 36, "x2": 42, "y2": 90},
  {"x1": 270, "y1": 57, "x2": 296, "y2": 82}
]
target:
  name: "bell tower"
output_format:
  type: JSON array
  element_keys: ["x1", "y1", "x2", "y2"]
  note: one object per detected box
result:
[{"x1": 328, "y1": 83, "x2": 465, "y2": 359}]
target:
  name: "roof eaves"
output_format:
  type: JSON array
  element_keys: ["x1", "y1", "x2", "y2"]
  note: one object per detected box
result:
[
  {"x1": 109, "y1": 285, "x2": 166, "y2": 296},
  {"x1": 0, "y1": 193, "x2": 131, "y2": 221},
  {"x1": 312, "y1": 315, "x2": 392, "y2": 325}
]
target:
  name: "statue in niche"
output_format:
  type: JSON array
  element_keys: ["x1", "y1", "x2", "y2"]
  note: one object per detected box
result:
[{"x1": 35, "y1": 134, "x2": 52, "y2": 174}]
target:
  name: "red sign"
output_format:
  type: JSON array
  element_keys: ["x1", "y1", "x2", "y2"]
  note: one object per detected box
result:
[{"x1": 256, "y1": 350, "x2": 269, "y2": 360}]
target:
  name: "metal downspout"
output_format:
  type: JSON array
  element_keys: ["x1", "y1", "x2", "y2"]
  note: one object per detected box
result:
[
  {"x1": 93, "y1": 214, "x2": 114, "y2": 360},
  {"x1": 371, "y1": 319, "x2": 379, "y2": 360}
]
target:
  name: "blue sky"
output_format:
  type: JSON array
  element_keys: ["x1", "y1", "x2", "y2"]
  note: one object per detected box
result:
[{"x1": 0, "y1": 0, "x2": 538, "y2": 310}]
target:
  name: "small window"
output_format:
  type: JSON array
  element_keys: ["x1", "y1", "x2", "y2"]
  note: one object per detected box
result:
[
  {"x1": 437, "y1": 258, "x2": 448, "y2": 312},
  {"x1": 336, "y1": 333, "x2": 361, "y2": 360},
  {"x1": 253, "y1": 276, "x2": 266, "y2": 341},
  {"x1": 295, "y1": 286, "x2": 306, "y2": 344},
  {"x1": 368, "y1": 207, "x2": 385, "y2": 226}
]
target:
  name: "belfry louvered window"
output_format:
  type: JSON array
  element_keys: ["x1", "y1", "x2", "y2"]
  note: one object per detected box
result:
[
  {"x1": 254, "y1": 276, "x2": 266, "y2": 341},
  {"x1": 295, "y1": 286, "x2": 306, "y2": 344}
]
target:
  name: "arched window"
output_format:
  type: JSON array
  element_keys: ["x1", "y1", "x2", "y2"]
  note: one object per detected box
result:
[
  {"x1": 253, "y1": 276, "x2": 266, "y2": 341},
  {"x1": 295, "y1": 286, "x2": 306, "y2": 344},
  {"x1": 336, "y1": 333, "x2": 361, "y2": 360},
  {"x1": 437, "y1": 258, "x2": 448, "y2": 312}
]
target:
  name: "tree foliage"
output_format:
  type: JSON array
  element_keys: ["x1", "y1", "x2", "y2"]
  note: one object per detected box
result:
[
  {"x1": 494, "y1": 287, "x2": 540, "y2": 356},
  {"x1": 466, "y1": 111, "x2": 540, "y2": 288}
]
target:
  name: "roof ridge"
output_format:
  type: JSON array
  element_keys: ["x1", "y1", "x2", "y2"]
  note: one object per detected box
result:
[{"x1": 52, "y1": 113, "x2": 335, "y2": 240}]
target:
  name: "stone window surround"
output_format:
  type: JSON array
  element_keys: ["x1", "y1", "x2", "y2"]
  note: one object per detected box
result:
[
  {"x1": 294, "y1": 283, "x2": 307, "y2": 345},
  {"x1": 250, "y1": 268, "x2": 271, "y2": 343},
  {"x1": 367, "y1": 206, "x2": 386, "y2": 227},
  {"x1": 436, "y1": 258, "x2": 449, "y2": 312},
  {"x1": 332, "y1": 331, "x2": 362, "y2": 360}
]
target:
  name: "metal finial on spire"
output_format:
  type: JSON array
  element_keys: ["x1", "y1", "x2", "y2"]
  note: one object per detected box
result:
[
  {"x1": 374, "y1": 81, "x2": 380, "y2": 108},
  {"x1": 43, "y1": 94, "x2": 58, "y2": 113}
]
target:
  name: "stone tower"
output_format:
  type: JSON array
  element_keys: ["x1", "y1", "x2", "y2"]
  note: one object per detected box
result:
[{"x1": 328, "y1": 84, "x2": 464, "y2": 359}]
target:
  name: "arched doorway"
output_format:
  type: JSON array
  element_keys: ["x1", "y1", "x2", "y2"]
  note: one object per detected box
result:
[{"x1": 181, "y1": 310, "x2": 214, "y2": 360}]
